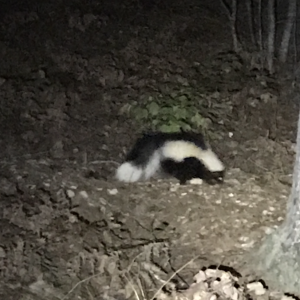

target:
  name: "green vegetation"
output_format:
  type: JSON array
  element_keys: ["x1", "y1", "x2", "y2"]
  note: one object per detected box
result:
[{"x1": 126, "y1": 87, "x2": 216, "y2": 134}]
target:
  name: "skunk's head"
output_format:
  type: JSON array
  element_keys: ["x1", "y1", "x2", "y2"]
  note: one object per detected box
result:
[
  {"x1": 195, "y1": 147, "x2": 225, "y2": 184},
  {"x1": 183, "y1": 156, "x2": 225, "y2": 185},
  {"x1": 202, "y1": 168, "x2": 225, "y2": 185}
]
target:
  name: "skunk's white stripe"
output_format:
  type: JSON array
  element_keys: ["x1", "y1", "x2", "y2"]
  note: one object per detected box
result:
[
  {"x1": 162, "y1": 141, "x2": 202, "y2": 162},
  {"x1": 115, "y1": 162, "x2": 143, "y2": 182},
  {"x1": 198, "y1": 148, "x2": 224, "y2": 172},
  {"x1": 162, "y1": 140, "x2": 224, "y2": 172}
]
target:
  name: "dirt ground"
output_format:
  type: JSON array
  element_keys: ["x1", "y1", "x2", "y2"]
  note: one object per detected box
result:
[{"x1": 0, "y1": 0, "x2": 299, "y2": 299}]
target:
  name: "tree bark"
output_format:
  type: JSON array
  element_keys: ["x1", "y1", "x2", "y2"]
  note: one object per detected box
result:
[
  {"x1": 256, "y1": 0, "x2": 263, "y2": 52},
  {"x1": 245, "y1": 0, "x2": 256, "y2": 47},
  {"x1": 292, "y1": 17, "x2": 297, "y2": 66},
  {"x1": 267, "y1": 0, "x2": 275, "y2": 73},
  {"x1": 279, "y1": 0, "x2": 297, "y2": 63},
  {"x1": 220, "y1": 0, "x2": 239, "y2": 52},
  {"x1": 254, "y1": 107, "x2": 300, "y2": 294}
]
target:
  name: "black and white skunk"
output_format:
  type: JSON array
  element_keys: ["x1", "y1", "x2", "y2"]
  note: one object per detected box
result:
[{"x1": 116, "y1": 131, "x2": 225, "y2": 185}]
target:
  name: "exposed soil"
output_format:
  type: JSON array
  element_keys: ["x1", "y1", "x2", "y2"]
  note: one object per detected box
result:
[{"x1": 0, "y1": 0, "x2": 299, "y2": 299}]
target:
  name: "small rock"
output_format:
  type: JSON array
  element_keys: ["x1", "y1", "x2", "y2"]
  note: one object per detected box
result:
[
  {"x1": 49, "y1": 141, "x2": 64, "y2": 158},
  {"x1": 189, "y1": 178, "x2": 203, "y2": 185},
  {"x1": 247, "y1": 281, "x2": 266, "y2": 295},
  {"x1": 69, "y1": 214, "x2": 78, "y2": 223},
  {"x1": 0, "y1": 178, "x2": 17, "y2": 196},
  {"x1": 107, "y1": 188, "x2": 118, "y2": 195},
  {"x1": 0, "y1": 246, "x2": 6, "y2": 258},
  {"x1": 66, "y1": 189, "x2": 75, "y2": 198},
  {"x1": 79, "y1": 190, "x2": 89, "y2": 199},
  {"x1": 0, "y1": 77, "x2": 6, "y2": 86}
]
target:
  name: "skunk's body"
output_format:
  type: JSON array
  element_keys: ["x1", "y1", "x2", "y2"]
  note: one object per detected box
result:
[{"x1": 116, "y1": 131, "x2": 225, "y2": 185}]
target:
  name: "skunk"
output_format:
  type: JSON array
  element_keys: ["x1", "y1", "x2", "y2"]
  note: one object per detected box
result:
[{"x1": 116, "y1": 131, "x2": 225, "y2": 185}]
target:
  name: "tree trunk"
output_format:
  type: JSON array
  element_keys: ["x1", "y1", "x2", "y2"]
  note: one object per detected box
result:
[
  {"x1": 245, "y1": 0, "x2": 255, "y2": 47},
  {"x1": 257, "y1": 0, "x2": 263, "y2": 52},
  {"x1": 220, "y1": 0, "x2": 239, "y2": 52},
  {"x1": 279, "y1": 0, "x2": 297, "y2": 63},
  {"x1": 254, "y1": 107, "x2": 300, "y2": 294},
  {"x1": 267, "y1": 0, "x2": 275, "y2": 73},
  {"x1": 231, "y1": 0, "x2": 239, "y2": 52},
  {"x1": 292, "y1": 17, "x2": 297, "y2": 66}
]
